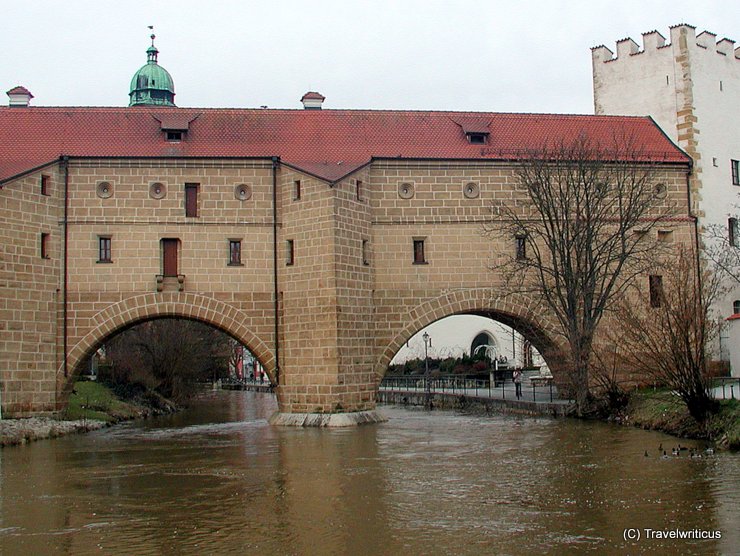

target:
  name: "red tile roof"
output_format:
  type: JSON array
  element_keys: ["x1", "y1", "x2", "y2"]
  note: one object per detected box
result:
[{"x1": 0, "y1": 106, "x2": 689, "y2": 184}]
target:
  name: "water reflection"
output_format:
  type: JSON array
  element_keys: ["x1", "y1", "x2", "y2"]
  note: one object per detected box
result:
[{"x1": 0, "y1": 391, "x2": 738, "y2": 555}]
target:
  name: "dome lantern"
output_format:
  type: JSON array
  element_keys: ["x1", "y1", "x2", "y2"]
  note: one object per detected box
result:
[{"x1": 129, "y1": 34, "x2": 176, "y2": 107}]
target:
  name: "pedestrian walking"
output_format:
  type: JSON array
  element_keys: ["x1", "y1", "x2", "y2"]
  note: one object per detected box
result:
[{"x1": 513, "y1": 369, "x2": 522, "y2": 400}]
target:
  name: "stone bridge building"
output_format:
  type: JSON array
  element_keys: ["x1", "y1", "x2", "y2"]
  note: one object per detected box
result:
[{"x1": 0, "y1": 42, "x2": 693, "y2": 422}]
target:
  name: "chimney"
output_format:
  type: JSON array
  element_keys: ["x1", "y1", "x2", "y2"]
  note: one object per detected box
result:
[
  {"x1": 7, "y1": 86, "x2": 33, "y2": 107},
  {"x1": 301, "y1": 91, "x2": 325, "y2": 110}
]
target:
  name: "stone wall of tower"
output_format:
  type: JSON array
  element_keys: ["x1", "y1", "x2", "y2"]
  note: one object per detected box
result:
[
  {"x1": 277, "y1": 168, "x2": 343, "y2": 413},
  {"x1": 0, "y1": 167, "x2": 62, "y2": 415},
  {"x1": 592, "y1": 24, "x2": 740, "y2": 373},
  {"x1": 331, "y1": 169, "x2": 376, "y2": 411}
]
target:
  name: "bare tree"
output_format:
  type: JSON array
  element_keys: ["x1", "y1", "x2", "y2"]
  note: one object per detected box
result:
[
  {"x1": 488, "y1": 135, "x2": 675, "y2": 415},
  {"x1": 105, "y1": 319, "x2": 232, "y2": 402},
  {"x1": 614, "y1": 246, "x2": 720, "y2": 424}
]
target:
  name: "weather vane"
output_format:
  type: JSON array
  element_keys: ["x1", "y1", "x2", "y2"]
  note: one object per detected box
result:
[{"x1": 148, "y1": 25, "x2": 155, "y2": 45}]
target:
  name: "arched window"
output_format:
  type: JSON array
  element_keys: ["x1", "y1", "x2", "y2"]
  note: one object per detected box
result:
[{"x1": 471, "y1": 332, "x2": 495, "y2": 358}]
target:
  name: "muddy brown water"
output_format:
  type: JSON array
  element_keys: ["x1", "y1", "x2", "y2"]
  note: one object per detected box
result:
[{"x1": 1, "y1": 390, "x2": 738, "y2": 555}]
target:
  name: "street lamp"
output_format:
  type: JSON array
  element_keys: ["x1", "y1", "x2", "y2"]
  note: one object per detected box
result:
[{"x1": 423, "y1": 331, "x2": 432, "y2": 409}]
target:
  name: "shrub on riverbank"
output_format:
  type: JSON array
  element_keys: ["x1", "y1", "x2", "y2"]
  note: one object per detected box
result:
[
  {"x1": 624, "y1": 388, "x2": 740, "y2": 450},
  {"x1": 64, "y1": 380, "x2": 177, "y2": 423}
]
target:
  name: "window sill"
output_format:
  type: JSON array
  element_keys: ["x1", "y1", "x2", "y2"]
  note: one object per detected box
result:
[
  {"x1": 227, "y1": 263, "x2": 244, "y2": 267},
  {"x1": 97, "y1": 260, "x2": 113, "y2": 264},
  {"x1": 412, "y1": 261, "x2": 429, "y2": 265}
]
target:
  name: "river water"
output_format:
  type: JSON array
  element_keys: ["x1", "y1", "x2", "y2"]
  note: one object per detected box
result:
[{"x1": 1, "y1": 390, "x2": 738, "y2": 555}]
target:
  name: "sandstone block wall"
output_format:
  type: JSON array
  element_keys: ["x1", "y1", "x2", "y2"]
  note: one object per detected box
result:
[{"x1": 0, "y1": 155, "x2": 696, "y2": 416}]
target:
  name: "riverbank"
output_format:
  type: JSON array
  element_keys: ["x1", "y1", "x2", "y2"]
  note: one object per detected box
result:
[
  {"x1": 616, "y1": 388, "x2": 740, "y2": 450},
  {"x1": 1, "y1": 380, "x2": 178, "y2": 447}
]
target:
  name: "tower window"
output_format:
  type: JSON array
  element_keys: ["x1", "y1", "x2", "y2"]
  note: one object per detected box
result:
[
  {"x1": 286, "y1": 239, "x2": 295, "y2": 266},
  {"x1": 649, "y1": 275, "x2": 663, "y2": 308},
  {"x1": 41, "y1": 174, "x2": 50, "y2": 196},
  {"x1": 515, "y1": 236, "x2": 527, "y2": 260},
  {"x1": 98, "y1": 237, "x2": 112, "y2": 263},
  {"x1": 356, "y1": 180, "x2": 363, "y2": 201},
  {"x1": 413, "y1": 238, "x2": 427, "y2": 264},
  {"x1": 229, "y1": 239, "x2": 242, "y2": 266},
  {"x1": 732, "y1": 160, "x2": 739, "y2": 185},
  {"x1": 362, "y1": 239, "x2": 370, "y2": 265},
  {"x1": 40, "y1": 233, "x2": 50, "y2": 259},
  {"x1": 185, "y1": 183, "x2": 199, "y2": 217},
  {"x1": 657, "y1": 230, "x2": 673, "y2": 243},
  {"x1": 293, "y1": 180, "x2": 301, "y2": 201},
  {"x1": 730, "y1": 218, "x2": 738, "y2": 248}
]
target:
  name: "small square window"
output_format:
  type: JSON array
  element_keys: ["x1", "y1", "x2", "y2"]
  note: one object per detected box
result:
[
  {"x1": 413, "y1": 239, "x2": 426, "y2": 264},
  {"x1": 41, "y1": 174, "x2": 50, "y2": 196},
  {"x1": 649, "y1": 275, "x2": 663, "y2": 308},
  {"x1": 657, "y1": 230, "x2": 673, "y2": 243},
  {"x1": 166, "y1": 131, "x2": 183, "y2": 141},
  {"x1": 41, "y1": 233, "x2": 50, "y2": 259},
  {"x1": 515, "y1": 236, "x2": 527, "y2": 260},
  {"x1": 732, "y1": 160, "x2": 739, "y2": 186},
  {"x1": 98, "y1": 237, "x2": 112, "y2": 263},
  {"x1": 286, "y1": 239, "x2": 295, "y2": 266},
  {"x1": 229, "y1": 240, "x2": 242, "y2": 266},
  {"x1": 293, "y1": 180, "x2": 301, "y2": 201}
]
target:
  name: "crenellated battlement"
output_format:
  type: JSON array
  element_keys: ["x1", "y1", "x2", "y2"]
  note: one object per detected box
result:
[{"x1": 591, "y1": 24, "x2": 740, "y2": 63}]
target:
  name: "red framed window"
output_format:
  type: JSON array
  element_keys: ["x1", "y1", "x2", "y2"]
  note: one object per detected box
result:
[
  {"x1": 162, "y1": 238, "x2": 179, "y2": 276},
  {"x1": 185, "y1": 184, "x2": 198, "y2": 217},
  {"x1": 41, "y1": 174, "x2": 50, "y2": 196}
]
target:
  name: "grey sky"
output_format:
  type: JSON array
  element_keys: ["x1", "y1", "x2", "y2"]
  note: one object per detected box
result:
[{"x1": 3, "y1": 0, "x2": 739, "y2": 113}]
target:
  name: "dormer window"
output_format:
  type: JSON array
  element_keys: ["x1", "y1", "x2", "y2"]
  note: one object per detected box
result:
[
  {"x1": 453, "y1": 117, "x2": 492, "y2": 146},
  {"x1": 154, "y1": 113, "x2": 200, "y2": 143},
  {"x1": 467, "y1": 132, "x2": 487, "y2": 144}
]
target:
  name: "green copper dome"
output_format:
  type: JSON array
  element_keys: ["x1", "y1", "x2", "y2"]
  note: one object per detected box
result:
[{"x1": 129, "y1": 39, "x2": 176, "y2": 107}]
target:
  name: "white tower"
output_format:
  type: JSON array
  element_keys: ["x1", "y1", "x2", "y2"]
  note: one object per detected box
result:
[{"x1": 592, "y1": 24, "x2": 740, "y2": 375}]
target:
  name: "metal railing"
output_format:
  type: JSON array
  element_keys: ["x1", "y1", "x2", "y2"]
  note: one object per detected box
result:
[
  {"x1": 710, "y1": 377, "x2": 740, "y2": 400},
  {"x1": 380, "y1": 375, "x2": 561, "y2": 404}
]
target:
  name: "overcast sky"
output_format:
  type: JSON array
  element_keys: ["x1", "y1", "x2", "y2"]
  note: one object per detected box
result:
[{"x1": 3, "y1": 1, "x2": 739, "y2": 113}]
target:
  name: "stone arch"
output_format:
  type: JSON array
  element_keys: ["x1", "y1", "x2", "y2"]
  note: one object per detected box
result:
[
  {"x1": 375, "y1": 288, "x2": 567, "y2": 385},
  {"x1": 63, "y1": 293, "x2": 275, "y2": 391}
]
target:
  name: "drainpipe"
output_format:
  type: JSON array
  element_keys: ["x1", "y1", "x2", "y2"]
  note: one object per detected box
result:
[
  {"x1": 272, "y1": 157, "x2": 280, "y2": 386},
  {"x1": 62, "y1": 156, "x2": 69, "y2": 378}
]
